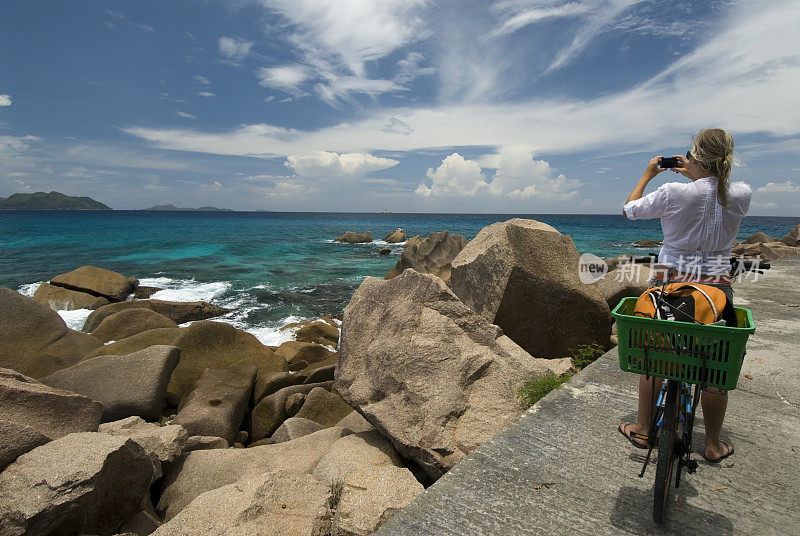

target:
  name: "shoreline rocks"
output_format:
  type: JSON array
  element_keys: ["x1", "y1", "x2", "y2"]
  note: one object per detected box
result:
[
  {"x1": 449, "y1": 218, "x2": 612, "y2": 358},
  {"x1": 385, "y1": 230, "x2": 468, "y2": 283},
  {"x1": 50, "y1": 265, "x2": 139, "y2": 302},
  {"x1": 336, "y1": 268, "x2": 573, "y2": 479},
  {"x1": 335, "y1": 231, "x2": 373, "y2": 243}
]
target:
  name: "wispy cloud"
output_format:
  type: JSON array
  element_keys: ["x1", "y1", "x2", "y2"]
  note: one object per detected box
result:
[
  {"x1": 193, "y1": 75, "x2": 211, "y2": 86},
  {"x1": 285, "y1": 151, "x2": 399, "y2": 176},
  {"x1": 175, "y1": 111, "x2": 197, "y2": 120},
  {"x1": 253, "y1": 0, "x2": 427, "y2": 104},
  {"x1": 104, "y1": 9, "x2": 155, "y2": 33},
  {"x1": 0, "y1": 94, "x2": 11, "y2": 107},
  {"x1": 198, "y1": 91, "x2": 216, "y2": 98},
  {"x1": 756, "y1": 181, "x2": 800, "y2": 193},
  {"x1": 125, "y1": 1, "x2": 800, "y2": 160},
  {"x1": 218, "y1": 36, "x2": 254, "y2": 62}
]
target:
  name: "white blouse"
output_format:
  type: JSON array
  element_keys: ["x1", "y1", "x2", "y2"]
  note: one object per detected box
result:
[{"x1": 623, "y1": 176, "x2": 752, "y2": 275}]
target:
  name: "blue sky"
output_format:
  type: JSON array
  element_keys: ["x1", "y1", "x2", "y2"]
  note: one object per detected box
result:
[{"x1": 1, "y1": 0, "x2": 799, "y2": 215}]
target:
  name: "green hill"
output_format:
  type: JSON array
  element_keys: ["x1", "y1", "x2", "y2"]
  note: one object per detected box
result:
[{"x1": 0, "y1": 191, "x2": 111, "y2": 210}]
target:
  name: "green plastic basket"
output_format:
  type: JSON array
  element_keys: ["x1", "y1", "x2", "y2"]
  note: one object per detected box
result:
[{"x1": 612, "y1": 297, "x2": 755, "y2": 391}]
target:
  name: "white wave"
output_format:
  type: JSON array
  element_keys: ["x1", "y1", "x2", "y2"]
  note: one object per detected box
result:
[
  {"x1": 244, "y1": 315, "x2": 305, "y2": 346},
  {"x1": 144, "y1": 278, "x2": 231, "y2": 303},
  {"x1": 58, "y1": 309, "x2": 92, "y2": 331},
  {"x1": 18, "y1": 282, "x2": 42, "y2": 297}
]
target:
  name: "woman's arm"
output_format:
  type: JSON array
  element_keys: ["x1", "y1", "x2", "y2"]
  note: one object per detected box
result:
[{"x1": 623, "y1": 155, "x2": 667, "y2": 216}]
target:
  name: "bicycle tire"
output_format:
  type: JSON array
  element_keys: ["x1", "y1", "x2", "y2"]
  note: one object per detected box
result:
[{"x1": 653, "y1": 381, "x2": 680, "y2": 523}]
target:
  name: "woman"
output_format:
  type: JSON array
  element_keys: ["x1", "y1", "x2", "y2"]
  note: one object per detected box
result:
[{"x1": 618, "y1": 128, "x2": 752, "y2": 463}]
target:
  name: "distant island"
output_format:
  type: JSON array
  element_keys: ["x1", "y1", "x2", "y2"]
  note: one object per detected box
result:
[
  {"x1": 143, "y1": 204, "x2": 233, "y2": 212},
  {"x1": 0, "y1": 191, "x2": 111, "y2": 210}
]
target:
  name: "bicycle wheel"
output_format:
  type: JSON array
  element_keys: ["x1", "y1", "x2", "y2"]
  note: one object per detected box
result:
[{"x1": 653, "y1": 381, "x2": 680, "y2": 523}]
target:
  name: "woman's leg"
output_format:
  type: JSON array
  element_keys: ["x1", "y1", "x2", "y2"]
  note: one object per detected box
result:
[
  {"x1": 701, "y1": 388, "x2": 733, "y2": 460},
  {"x1": 621, "y1": 375, "x2": 661, "y2": 446}
]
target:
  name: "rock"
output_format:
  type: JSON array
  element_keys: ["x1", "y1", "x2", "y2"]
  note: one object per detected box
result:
[
  {"x1": 184, "y1": 435, "x2": 229, "y2": 452},
  {"x1": 302, "y1": 356, "x2": 338, "y2": 384},
  {"x1": 41, "y1": 345, "x2": 181, "y2": 422},
  {"x1": 379, "y1": 247, "x2": 391, "y2": 255},
  {"x1": 0, "y1": 432, "x2": 153, "y2": 536},
  {"x1": 82, "y1": 299, "x2": 231, "y2": 333},
  {"x1": 450, "y1": 218, "x2": 612, "y2": 358},
  {"x1": 271, "y1": 417, "x2": 324, "y2": 443},
  {"x1": 135, "y1": 286, "x2": 162, "y2": 299},
  {"x1": 596, "y1": 265, "x2": 652, "y2": 309},
  {"x1": 99, "y1": 417, "x2": 188, "y2": 481},
  {"x1": 91, "y1": 308, "x2": 178, "y2": 342},
  {"x1": 0, "y1": 368, "x2": 102, "y2": 439},
  {"x1": 118, "y1": 497, "x2": 161, "y2": 536},
  {"x1": 743, "y1": 231, "x2": 773, "y2": 244},
  {"x1": 0, "y1": 287, "x2": 103, "y2": 377},
  {"x1": 276, "y1": 341, "x2": 336, "y2": 369},
  {"x1": 633, "y1": 239, "x2": 662, "y2": 248},
  {"x1": 335, "y1": 231, "x2": 373, "y2": 243},
  {"x1": 88, "y1": 321, "x2": 286, "y2": 400},
  {"x1": 334, "y1": 410, "x2": 375, "y2": 434},
  {"x1": 285, "y1": 392, "x2": 306, "y2": 417},
  {"x1": 402, "y1": 235, "x2": 423, "y2": 249},
  {"x1": 172, "y1": 363, "x2": 257, "y2": 445},
  {"x1": 294, "y1": 386, "x2": 354, "y2": 427},
  {"x1": 33, "y1": 282, "x2": 110, "y2": 310},
  {"x1": 385, "y1": 230, "x2": 468, "y2": 283},
  {"x1": 732, "y1": 241, "x2": 799, "y2": 262},
  {"x1": 603, "y1": 254, "x2": 653, "y2": 273},
  {"x1": 782, "y1": 224, "x2": 800, "y2": 246},
  {"x1": 336, "y1": 269, "x2": 573, "y2": 479},
  {"x1": 157, "y1": 426, "x2": 349, "y2": 520},
  {"x1": 250, "y1": 381, "x2": 334, "y2": 442},
  {"x1": 312, "y1": 430, "x2": 405, "y2": 486},
  {"x1": 295, "y1": 321, "x2": 340, "y2": 346},
  {"x1": 333, "y1": 466, "x2": 424, "y2": 536},
  {"x1": 384, "y1": 228, "x2": 407, "y2": 243},
  {"x1": 0, "y1": 420, "x2": 50, "y2": 471},
  {"x1": 50, "y1": 265, "x2": 138, "y2": 301},
  {"x1": 254, "y1": 371, "x2": 307, "y2": 404},
  {"x1": 153, "y1": 470, "x2": 332, "y2": 536}
]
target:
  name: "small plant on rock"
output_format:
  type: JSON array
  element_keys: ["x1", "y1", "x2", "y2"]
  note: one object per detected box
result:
[
  {"x1": 517, "y1": 373, "x2": 570, "y2": 409},
  {"x1": 570, "y1": 342, "x2": 604, "y2": 370}
]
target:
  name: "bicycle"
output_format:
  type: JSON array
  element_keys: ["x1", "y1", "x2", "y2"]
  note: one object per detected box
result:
[{"x1": 612, "y1": 290, "x2": 756, "y2": 523}]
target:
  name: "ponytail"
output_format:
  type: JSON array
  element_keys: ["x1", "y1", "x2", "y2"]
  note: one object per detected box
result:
[{"x1": 691, "y1": 128, "x2": 735, "y2": 207}]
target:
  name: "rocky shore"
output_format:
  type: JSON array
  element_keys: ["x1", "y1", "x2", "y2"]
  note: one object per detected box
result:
[{"x1": 1, "y1": 219, "x2": 797, "y2": 536}]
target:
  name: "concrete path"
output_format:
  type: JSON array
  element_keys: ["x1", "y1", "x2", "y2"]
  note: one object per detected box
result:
[{"x1": 375, "y1": 257, "x2": 800, "y2": 536}]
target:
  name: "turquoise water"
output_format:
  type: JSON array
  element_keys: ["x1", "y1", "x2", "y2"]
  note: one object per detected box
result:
[{"x1": 1, "y1": 211, "x2": 796, "y2": 340}]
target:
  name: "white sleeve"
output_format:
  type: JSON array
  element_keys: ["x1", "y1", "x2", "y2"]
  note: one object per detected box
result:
[{"x1": 623, "y1": 184, "x2": 670, "y2": 220}]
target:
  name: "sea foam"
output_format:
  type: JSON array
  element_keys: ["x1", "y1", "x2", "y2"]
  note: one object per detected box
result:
[
  {"x1": 140, "y1": 277, "x2": 231, "y2": 302},
  {"x1": 58, "y1": 309, "x2": 92, "y2": 331}
]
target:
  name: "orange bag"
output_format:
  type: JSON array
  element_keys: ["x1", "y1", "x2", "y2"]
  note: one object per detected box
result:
[{"x1": 633, "y1": 283, "x2": 736, "y2": 326}]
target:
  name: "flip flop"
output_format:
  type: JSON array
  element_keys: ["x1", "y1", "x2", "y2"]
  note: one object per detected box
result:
[
  {"x1": 618, "y1": 423, "x2": 648, "y2": 450},
  {"x1": 703, "y1": 441, "x2": 734, "y2": 463}
]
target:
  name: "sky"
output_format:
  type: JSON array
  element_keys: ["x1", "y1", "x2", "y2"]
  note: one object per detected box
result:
[{"x1": 1, "y1": 0, "x2": 799, "y2": 215}]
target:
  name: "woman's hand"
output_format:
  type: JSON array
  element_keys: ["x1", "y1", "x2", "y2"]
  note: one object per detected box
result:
[
  {"x1": 670, "y1": 154, "x2": 692, "y2": 178},
  {"x1": 645, "y1": 155, "x2": 667, "y2": 178}
]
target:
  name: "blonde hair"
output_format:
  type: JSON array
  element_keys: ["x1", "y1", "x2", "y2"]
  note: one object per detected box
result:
[{"x1": 690, "y1": 128, "x2": 734, "y2": 206}]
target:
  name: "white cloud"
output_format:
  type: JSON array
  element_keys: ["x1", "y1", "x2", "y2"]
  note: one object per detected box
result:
[
  {"x1": 482, "y1": 146, "x2": 581, "y2": 200},
  {"x1": 285, "y1": 151, "x2": 399, "y2": 177},
  {"x1": 124, "y1": 2, "x2": 800, "y2": 161},
  {"x1": 417, "y1": 148, "x2": 579, "y2": 200},
  {"x1": 259, "y1": 0, "x2": 427, "y2": 77},
  {"x1": 383, "y1": 117, "x2": 414, "y2": 135},
  {"x1": 256, "y1": 65, "x2": 311, "y2": 95},
  {"x1": 488, "y1": 1, "x2": 594, "y2": 38},
  {"x1": 756, "y1": 181, "x2": 800, "y2": 193},
  {"x1": 0, "y1": 135, "x2": 39, "y2": 155},
  {"x1": 416, "y1": 153, "x2": 487, "y2": 197},
  {"x1": 198, "y1": 91, "x2": 216, "y2": 98},
  {"x1": 314, "y1": 75, "x2": 404, "y2": 105},
  {"x1": 0, "y1": 94, "x2": 11, "y2": 107},
  {"x1": 218, "y1": 36, "x2": 254, "y2": 61},
  {"x1": 104, "y1": 9, "x2": 155, "y2": 32},
  {"x1": 193, "y1": 75, "x2": 211, "y2": 85},
  {"x1": 175, "y1": 111, "x2": 197, "y2": 120}
]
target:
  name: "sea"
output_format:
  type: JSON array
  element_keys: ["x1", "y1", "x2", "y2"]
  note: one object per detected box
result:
[{"x1": 1, "y1": 211, "x2": 796, "y2": 345}]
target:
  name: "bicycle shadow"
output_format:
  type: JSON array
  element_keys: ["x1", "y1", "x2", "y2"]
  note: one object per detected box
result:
[{"x1": 610, "y1": 484, "x2": 734, "y2": 535}]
